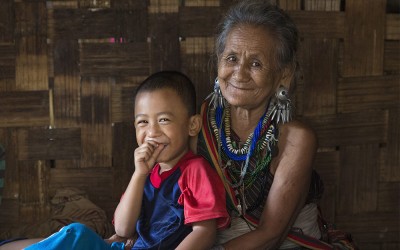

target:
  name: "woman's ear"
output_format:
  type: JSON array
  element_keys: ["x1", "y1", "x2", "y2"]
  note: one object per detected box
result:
[
  {"x1": 278, "y1": 66, "x2": 295, "y2": 91},
  {"x1": 188, "y1": 114, "x2": 202, "y2": 137}
]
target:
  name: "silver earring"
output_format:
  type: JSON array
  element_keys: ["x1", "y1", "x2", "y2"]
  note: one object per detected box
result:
[
  {"x1": 271, "y1": 86, "x2": 292, "y2": 124},
  {"x1": 206, "y1": 78, "x2": 225, "y2": 109}
]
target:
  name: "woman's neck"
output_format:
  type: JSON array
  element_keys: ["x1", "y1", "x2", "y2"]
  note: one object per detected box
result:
[{"x1": 230, "y1": 104, "x2": 268, "y2": 142}]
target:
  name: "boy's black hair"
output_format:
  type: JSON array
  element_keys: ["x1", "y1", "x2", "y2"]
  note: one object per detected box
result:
[{"x1": 135, "y1": 71, "x2": 197, "y2": 116}]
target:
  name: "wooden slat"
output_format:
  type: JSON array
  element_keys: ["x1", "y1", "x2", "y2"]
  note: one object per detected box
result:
[
  {"x1": 52, "y1": 39, "x2": 81, "y2": 128},
  {"x1": 279, "y1": 0, "x2": 301, "y2": 10},
  {"x1": 289, "y1": 11, "x2": 345, "y2": 39},
  {"x1": 149, "y1": 13, "x2": 180, "y2": 71},
  {"x1": 0, "y1": 91, "x2": 49, "y2": 127},
  {"x1": 338, "y1": 144, "x2": 379, "y2": 214},
  {"x1": 0, "y1": 128, "x2": 19, "y2": 200},
  {"x1": 386, "y1": 13, "x2": 400, "y2": 40},
  {"x1": 17, "y1": 127, "x2": 81, "y2": 160},
  {"x1": 111, "y1": 85, "x2": 136, "y2": 123},
  {"x1": 380, "y1": 108, "x2": 400, "y2": 182},
  {"x1": 0, "y1": 44, "x2": 15, "y2": 92},
  {"x1": 377, "y1": 182, "x2": 400, "y2": 212},
  {"x1": 80, "y1": 77, "x2": 112, "y2": 168},
  {"x1": 343, "y1": 0, "x2": 385, "y2": 76},
  {"x1": 0, "y1": 0, "x2": 14, "y2": 43},
  {"x1": 337, "y1": 75, "x2": 400, "y2": 113},
  {"x1": 304, "y1": 110, "x2": 387, "y2": 147},
  {"x1": 15, "y1": 1, "x2": 48, "y2": 91},
  {"x1": 179, "y1": 7, "x2": 222, "y2": 37},
  {"x1": 80, "y1": 42, "x2": 150, "y2": 77},
  {"x1": 304, "y1": 0, "x2": 341, "y2": 11},
  {"x1": 299, "y1": 38, "x2": 338, "y2": 116},
  {"x1": 384, "y1": 40, "x2": 400, "y2": 73},
  {"x1": 336, "y1": 213, "x2": 399, "y2": 243},
  {"x1": 112, "y1": 122, "x2": 135, "y2": 198},
  {"x1": 180, "y1": 37, "x2": 215, "y2": 108},
  {"x1": 18, "y1": 160, "x2": 49, "y2": 205}
]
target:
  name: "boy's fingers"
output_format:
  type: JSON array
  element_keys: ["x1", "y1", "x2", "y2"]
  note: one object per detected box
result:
[{"x1": 148, "y1": 144, "x2": 164, "y2": 164}]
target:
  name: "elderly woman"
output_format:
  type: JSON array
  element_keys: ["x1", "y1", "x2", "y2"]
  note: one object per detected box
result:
[{"x1": 196, "y1": 0, "x2": 325, "y2": 249}]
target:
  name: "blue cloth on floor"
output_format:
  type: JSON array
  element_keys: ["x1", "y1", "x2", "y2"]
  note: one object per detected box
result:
[{"x1": 25, "y1": 223, "x2": 124, "y2": 250}]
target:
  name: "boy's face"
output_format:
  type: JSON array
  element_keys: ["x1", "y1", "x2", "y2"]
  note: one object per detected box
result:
[{"x1": 134, "y1": 88, "x2": 193, "y2": 168}]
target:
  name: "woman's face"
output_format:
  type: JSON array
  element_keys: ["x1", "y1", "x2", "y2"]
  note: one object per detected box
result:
[{"x1": 218, "y1": 24, "x2": 282, "y2": 110}]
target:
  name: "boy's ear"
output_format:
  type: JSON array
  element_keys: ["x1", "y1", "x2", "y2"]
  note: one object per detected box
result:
[{"x1": 188, "y1": 114, "x2": 202, "y2": 136}]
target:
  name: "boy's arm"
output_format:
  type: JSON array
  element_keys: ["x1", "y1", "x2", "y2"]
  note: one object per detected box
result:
[
  {"x1": 175, "y1": 219, "x2": 217, "y2": 250},
  {"x1": 113, "y1": 141, "x2": 164, "y2": 238}
]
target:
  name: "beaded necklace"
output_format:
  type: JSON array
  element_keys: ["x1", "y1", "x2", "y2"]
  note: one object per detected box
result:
[{"x1": 211, "y1": 102, "x2": 277, "y2": 188}]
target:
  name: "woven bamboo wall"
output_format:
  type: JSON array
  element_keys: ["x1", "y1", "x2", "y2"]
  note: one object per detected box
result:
[{"x1": 0, "y1": 0, "x2": 398, "y2": 248}]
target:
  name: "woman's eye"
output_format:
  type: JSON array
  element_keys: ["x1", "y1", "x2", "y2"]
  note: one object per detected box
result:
[
  {"x1": 226, "y1": 55, "x2": 237, "y2": 63},
  {"x1": 251, "y1": 61, "x2": 261, "y2": 67}
]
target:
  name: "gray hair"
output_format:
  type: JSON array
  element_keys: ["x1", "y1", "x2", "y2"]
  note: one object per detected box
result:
[{"x1": 215, "y1": 0, "x2": 299, "y2": 72}]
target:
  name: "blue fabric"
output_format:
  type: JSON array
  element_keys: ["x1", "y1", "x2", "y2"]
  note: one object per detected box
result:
[
  {"x1": 134, "y1": 168, "x2": 191, "y2": 250},
  {"x1": 25, "y1": 223, "x2": 124, "y2": 250}
]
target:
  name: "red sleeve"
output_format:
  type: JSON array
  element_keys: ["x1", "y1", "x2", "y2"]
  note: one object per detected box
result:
[{"x1": 178, "y1": 156, "x2": 230, "y2": 229}]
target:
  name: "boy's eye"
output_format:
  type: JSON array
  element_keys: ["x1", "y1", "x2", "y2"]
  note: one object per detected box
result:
[
  {"x1": 159, "y1": 118, "x2": 170, "y2": 123},
  {"x1": 136, "y1": 120, "x2": 148, "y2": 126}
]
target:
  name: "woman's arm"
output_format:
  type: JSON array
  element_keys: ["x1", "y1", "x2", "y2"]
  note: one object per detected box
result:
[
  {"x1": 176, "y1": 219, "x2": 217, "y2": 250},
  {"x1": 222, "y1": 121, "x2": 317, "y2": 250}
]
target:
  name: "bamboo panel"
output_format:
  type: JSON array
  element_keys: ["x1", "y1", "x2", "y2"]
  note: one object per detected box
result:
[
  {"x1": 52, "y1": 39, "x2": 81, "y2": 128},
  {"x1": 0, "y1": 0, "x2": 14, "y2": 43},
  {"x1": 384, "y1": 40, "x2": 400, "y2": 73},
  {"x1": 377, "y1": 182, "x2": 400, "y2": 212},
  {"x1": 299, "y1": 38, "x2": 338, "y2": 116},
  {"x1": 17, "y1": 127, "x2": 81, "y2": 160},
  {"x1": 180, "y1": 37, "x2": 215, "y2": 107},
  {"x1": 179, "y1": 7, "x2": 222, "y2": 37},
  {"x1": 111, "y1": 85, "x2": 136, "y2": 123},
  {"x1": 335, "y1": 213, "x2": 399, "y2": 243},
  {"x1": 304, "y1": 0, "x2": 341, "y2": 11},
  {"x1": 386, "y1": 14, "x2": 400, "y2": 40},
  {"x1": 289, "y1": 11, "x2": 345, "y2": 39},
  {"x1": 80, "y1": 42, "x2": 150, "y2": 77},
  {"x1": 184, "y1": 0, "x2": 219, "y2": 7},
  {"x1": 343, "y1": 0, "x2": 385, "y2": 76},
  {"x1": 49, "y1": 167, "x2": 114, "y2": 206},
  {"x1": 112, "y1": 122, "x2": 135, "y2": 198},
  {"x1": 149, "y1": 0, "x2": 179, "y2": 13},
  {"x1": 0, "y1": 91, "x2": 49, "y2": 127},
  {"x1": 80, "y1": 77, "x2": 112, "y2": 168},
  {"x1": 0, "y1": 199, "x2": 19, "y2": 235},
  {"x1": 304, "y1": 110, "x2": 387, "y2": 147},
  {"x1": 111, "y1": 0, "x2": 147, "y2": 9},
  {"x1": 278, "y1": 0, "x2": 301, "y2": 10},
  {"x1": 380, "y1": 108, "x2": 400, "y2": 182},
  {"x1": 338, "y1": 144, "x2": 379, "y2": 215},
  {"x1": 0, "y1": 128, "x2": 18, "y2": 200},
  {"x1": 15, "y1": 1, "x2": 48, "y2": 91},
  {"x1": 314, "y1": 150, "x2": 339, "y2": 222},
  {"x1": 337, "y1": 75, "x2": 400, "y2": 113},
  {"x1": 149, "y1": 13, "x2": 180, "y2": 72},
  {"x1": 52, "y1": 9, "x2": 119, "y2": 40},
  {"x1": 79, "y1": 0, "x2": 111, "y2": 8},
  {"x1": 18, "y1": 160, "x2": 49, "y2": 205},
  {"x1": 0, "y1": 44, "x2": 15, "y2": 92}
]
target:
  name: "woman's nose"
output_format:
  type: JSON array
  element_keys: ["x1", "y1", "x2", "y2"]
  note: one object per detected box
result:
[{"x1": 234, "y1": 62, "x2": 249, "y2": 81}]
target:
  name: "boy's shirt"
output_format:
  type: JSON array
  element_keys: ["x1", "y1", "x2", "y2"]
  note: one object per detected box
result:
[{"x1": 133, "y1": 150, "x2": 229, "y2": 250}]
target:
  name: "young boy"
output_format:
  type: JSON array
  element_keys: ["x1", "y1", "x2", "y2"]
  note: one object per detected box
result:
[{"x1": 17, "y1": 71, "x2": 229, "y2": 250}]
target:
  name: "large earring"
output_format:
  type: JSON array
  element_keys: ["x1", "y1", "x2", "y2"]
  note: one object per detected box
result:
[
  {"x1": 206, "y1": 78, "x2": 225, "y2": 109},
  {"x1": 271, "y1": 86, "x2": 292, "y2": 124}
]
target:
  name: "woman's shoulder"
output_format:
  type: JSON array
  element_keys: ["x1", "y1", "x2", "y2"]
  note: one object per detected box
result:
[{"x1": 278, "y1": 119, "x2": 318, "y2": 152}]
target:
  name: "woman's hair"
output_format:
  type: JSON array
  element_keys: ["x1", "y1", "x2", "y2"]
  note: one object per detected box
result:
[
  {"x1": 135, "y1": 71, "x2": 197, "y2": 116},
  {"x1": 215, "y1": 0, "x2": 299, "y2": 73}
]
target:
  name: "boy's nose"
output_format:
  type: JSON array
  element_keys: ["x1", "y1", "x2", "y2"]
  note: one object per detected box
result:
[{"x1": 146, "y1": 123, "x2": 161, "y2": 137}]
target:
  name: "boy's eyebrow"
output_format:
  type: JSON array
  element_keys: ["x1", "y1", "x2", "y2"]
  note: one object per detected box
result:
[{"x1": 134, "y1": 111, "x2": 175, "y2": 119}]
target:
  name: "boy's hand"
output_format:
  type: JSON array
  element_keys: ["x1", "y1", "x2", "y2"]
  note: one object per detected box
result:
[{"x1": 134, "y1": 140, "x2": 164, "y2": 176}]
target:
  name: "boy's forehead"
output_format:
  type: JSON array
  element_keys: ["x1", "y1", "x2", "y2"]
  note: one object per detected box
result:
[{"x1": 134, "y1": 88, "x2": 188, "y2": 114}]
